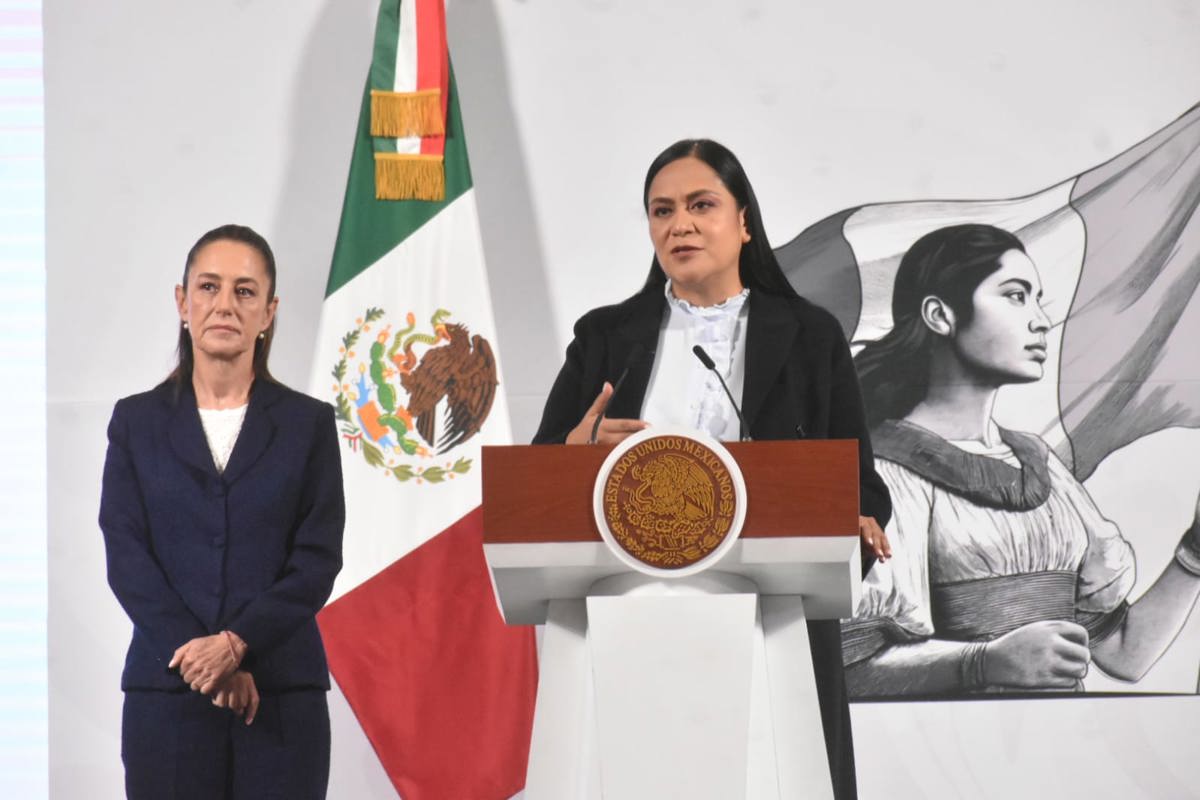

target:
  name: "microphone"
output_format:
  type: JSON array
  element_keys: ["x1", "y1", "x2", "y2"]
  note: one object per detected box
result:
[
  {"x1": 589, "y1": 343, "x2": 647, "y2": 444},
  {"x1": 692, "y1": 344, "x2": 751, "y2": 442}
]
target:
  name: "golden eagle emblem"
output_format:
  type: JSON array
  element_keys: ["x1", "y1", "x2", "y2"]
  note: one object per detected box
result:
[
  {"x1": 600, "y1": 435, "x2": 738, "y2": 569},
  {"x1": 330, "y1": 307, "x2": 498, "y2": 484},
  {"x1": 401, "y1": 322, "x2": 497, "y2": 455},
  {"x1": 629, "y1": 454, "x2": 714, "y2": 523}
]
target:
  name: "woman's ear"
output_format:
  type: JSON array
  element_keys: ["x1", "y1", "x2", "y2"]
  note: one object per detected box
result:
[
  {"x1": 264, "y1": 295, "x2": 279, "y2": 332},
  {"x1": 920, "y1": 295, "x2": 956, "y2": 337},
  {"x1": 739, "y1": 208, "x2": 751, "y2": 243}
]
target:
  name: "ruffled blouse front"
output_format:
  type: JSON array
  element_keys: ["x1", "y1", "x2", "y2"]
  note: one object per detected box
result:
[{"x1": 641, "y1": 282, "x2": 750, "y2": 440}]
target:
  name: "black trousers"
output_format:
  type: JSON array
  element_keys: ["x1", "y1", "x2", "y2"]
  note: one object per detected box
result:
[
  {"x1": 122, "y1": 688, "x2": 330, "y2": 800},
  {"x1": 809, "y1": 619, "x2": 858, "y2": 800}
]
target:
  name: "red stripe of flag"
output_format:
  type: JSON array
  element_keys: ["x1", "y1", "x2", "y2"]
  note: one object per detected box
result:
[
  {"x1": 318, "y1": 507, "x2": 538, "y2": 799},
  {"x1": 416, "y1": 0, "x2": 447, "y2": 158}
]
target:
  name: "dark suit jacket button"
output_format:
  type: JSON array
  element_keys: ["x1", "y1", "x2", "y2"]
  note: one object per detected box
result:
[{"x1": 212, "y1": 536, "x2": 226, "y2": 547}]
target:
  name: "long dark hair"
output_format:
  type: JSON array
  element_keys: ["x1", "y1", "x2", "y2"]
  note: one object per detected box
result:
[
  {"x1": 855, "y1": 223, "x2": 1027, "y2": 428},
  {"x1": 640, "y1": 139, "x2": 798, "y2": 298},
  {"x1": 164, "y1": 223, "x2": 278, "y2": 387}
]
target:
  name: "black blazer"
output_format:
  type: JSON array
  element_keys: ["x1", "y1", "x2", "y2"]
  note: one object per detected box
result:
[
  {"x1": 533, "y1": 288, "x2": 892, "y2": 528},
  {"x1": 99, "y1": 379, "x2": 345, "y2": 692}
]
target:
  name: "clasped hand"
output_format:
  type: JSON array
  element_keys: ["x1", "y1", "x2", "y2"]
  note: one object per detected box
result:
[
  {"x1": 211, "y1": 670, "x2": 260, "y2": 724},
  {"x1": 169, "y1": 632, "x2": 257, "y2": 723},
  {"x1": 169, "y1": 632, "x2": 245, "y2": 693}
]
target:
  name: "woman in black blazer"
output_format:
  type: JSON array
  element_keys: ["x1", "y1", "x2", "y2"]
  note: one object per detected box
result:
[
  {"x1": 533, "y1": 140, "x2": 892, "y2": 799},
  {"x1": 99, "y1": 224, "x2": 345, "y2": 800}
]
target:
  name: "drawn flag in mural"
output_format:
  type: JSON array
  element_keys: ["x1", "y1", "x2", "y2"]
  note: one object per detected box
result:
[
  {"x1": 774, "y1": 103, "x2": 1200, "y2": 698},
  {"x1": 776, "y1": 103, "x2": 1200, "y2": 480},
  {"x1": 307, "y1": 1, "x2": 537, "y2": 797}
]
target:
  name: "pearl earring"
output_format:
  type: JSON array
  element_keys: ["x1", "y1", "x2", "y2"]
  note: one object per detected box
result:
[
  {"x1": 258, "y1": 331, "x2": 266, "y2": 340},
  {"x1": 182, "y1": 321, "x2": 189, "y2": 330}
]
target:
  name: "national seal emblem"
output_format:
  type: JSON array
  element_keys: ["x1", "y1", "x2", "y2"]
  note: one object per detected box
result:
[
  {"x1": 330, "y1": 307, "x2": 498, "y2": 484},
  {"x1": 594, "y1": 429, "x2": 746, "y2": 575}
]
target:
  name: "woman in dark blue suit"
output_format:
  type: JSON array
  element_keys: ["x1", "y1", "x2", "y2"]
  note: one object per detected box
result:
[
  {"x1": 533, "y1": 140, "x2": 892, "y2": 799},
  {"x1": 99, "y1": 224, "x2": 345, "y2": 799}
]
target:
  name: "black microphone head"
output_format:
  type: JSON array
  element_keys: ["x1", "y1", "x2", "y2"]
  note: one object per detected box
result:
[{"x1": 692, "y1": 344, "x2": 716, "y2": 370}]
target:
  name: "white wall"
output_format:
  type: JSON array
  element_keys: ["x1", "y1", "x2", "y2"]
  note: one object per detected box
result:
[
  {"x1": 0, "y1": 3, "x2": 47, "y2": 798},
  {"x1": 45, "y1": 1, "x2": 1200, "y2": 797}
]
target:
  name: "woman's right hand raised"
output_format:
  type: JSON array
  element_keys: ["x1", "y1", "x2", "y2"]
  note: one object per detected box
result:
[
  {"x1": 565, "y1": 382, "x2": 649, "y2": 445},
  {"x1": 984, "y1": 620, "x2": 1091, "y2": 688}
]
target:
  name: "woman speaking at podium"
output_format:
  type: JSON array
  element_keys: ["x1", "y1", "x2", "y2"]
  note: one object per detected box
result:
[
  {"x1": 99, "y1": 225, "x2": 345, "y2": 799},
  {"x1": 533, "y1": 139, "x2": 892, "y2": 799}
]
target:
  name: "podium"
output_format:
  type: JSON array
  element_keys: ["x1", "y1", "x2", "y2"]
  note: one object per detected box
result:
[{"x1": 482, "y1": 439, "x2": 861, "y2": 800}]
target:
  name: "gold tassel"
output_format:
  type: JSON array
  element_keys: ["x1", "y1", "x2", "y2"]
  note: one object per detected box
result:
[
  {"x1": 374, "y1": 153, "x2": 445, "y2": 201},
  {"x1": 370, "y1": 89, "x2": 445, "y2": 138}
]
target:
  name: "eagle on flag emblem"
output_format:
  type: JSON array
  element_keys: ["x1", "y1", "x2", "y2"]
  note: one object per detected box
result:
[{"x1": 330, "y1": 307, "x2": 497, "y2": 482}]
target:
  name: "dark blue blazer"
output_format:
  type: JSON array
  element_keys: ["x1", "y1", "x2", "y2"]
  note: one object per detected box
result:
[{"x1": 99, "y1": 378, "x2": 345, "y2": 692}]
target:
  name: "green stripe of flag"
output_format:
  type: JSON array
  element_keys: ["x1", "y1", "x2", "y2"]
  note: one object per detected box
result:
[
  {"x1": 325, "y1": 64, "x2": 472, "y2": 298},
  {"x1": 368, "y1": 0, "x2": 400, "y2": 94}
]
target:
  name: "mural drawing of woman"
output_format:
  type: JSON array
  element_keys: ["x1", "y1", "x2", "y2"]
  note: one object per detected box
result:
[{"x1": 842, "y1": 223, "x2": 1200, "y2": 696}]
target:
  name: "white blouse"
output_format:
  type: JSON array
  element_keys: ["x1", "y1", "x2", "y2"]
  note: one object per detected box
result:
[
  {"x1": 640, "y1": 282, "x2": 750, "y2": 441},
  {"x1": 854, "y1": 439, "x2": 1136, "y2": 640},
  {"x1": 198, "y1": 404, "x2": 248, "y2": 474}
]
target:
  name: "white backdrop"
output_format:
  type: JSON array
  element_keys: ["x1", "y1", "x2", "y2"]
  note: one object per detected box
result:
[{"x1": 44, "y1": 1, "x2": 1200, "y2": 797}]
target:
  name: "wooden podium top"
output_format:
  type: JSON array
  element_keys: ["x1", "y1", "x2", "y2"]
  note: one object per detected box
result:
[{"x1": 482, "y1": 439, "x2": 858, "y2": 544}]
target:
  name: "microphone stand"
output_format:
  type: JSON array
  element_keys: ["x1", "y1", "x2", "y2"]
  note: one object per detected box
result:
[
  {"x1": 692, "y1": 344, "x2": 751, "y2": 442},
  {"x1": 589, "y1": 343, "x2": 646, "y2": 444}
]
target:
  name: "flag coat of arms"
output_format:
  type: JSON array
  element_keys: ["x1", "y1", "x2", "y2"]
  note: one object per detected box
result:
[{"x1": 308, "y1": 2, "x2": 538, "y2": 797}]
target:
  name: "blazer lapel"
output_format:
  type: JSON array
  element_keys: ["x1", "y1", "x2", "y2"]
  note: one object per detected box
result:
[
  {"x1": 166, "y1": 383, "x2": 220, "y2": 479},
  {"x1": 221, "y1": 379, "x2": 281, "y2": 486},
  {"x1": 604, "y1": 291, "x2": 665, "y2": 420},
  {"x1": 742, "y1": 291, "x2": 800, "y2": 432}
]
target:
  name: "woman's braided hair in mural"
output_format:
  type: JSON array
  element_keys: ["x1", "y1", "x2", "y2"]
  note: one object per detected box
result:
[{"x1": 855, "y1": 223, "x2": 1027, "y2": 429}]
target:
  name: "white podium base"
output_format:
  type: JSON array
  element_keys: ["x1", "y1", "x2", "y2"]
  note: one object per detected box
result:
[{"x1": 523, "y1": 573, "x2": 833, "y2": 800}]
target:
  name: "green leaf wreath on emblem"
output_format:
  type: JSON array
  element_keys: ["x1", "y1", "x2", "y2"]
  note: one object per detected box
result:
[{"x1": 330, "y1": 308, "x2": 480, "y2": 485}]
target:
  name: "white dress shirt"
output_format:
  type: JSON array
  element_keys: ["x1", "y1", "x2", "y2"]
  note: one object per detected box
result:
[
  {"x1": 640, "y1": 281, "x2": 750, "y2": 441},
  {"x1": 198, "y1": 404, "x2": 248, "y2": 474}
]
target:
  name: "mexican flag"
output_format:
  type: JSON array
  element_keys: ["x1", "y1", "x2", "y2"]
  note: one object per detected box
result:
[
  {"x1": 308, "y1": 2, "x2": 538, "y2": 798},
  {"x1": 774, "y1": 102, "x2": 1200, "y2": 481}
]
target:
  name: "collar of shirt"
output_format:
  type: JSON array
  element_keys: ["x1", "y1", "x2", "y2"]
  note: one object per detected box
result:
[{"x1": 663, "y1": 280, "x2": 750, "y2": 316}]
